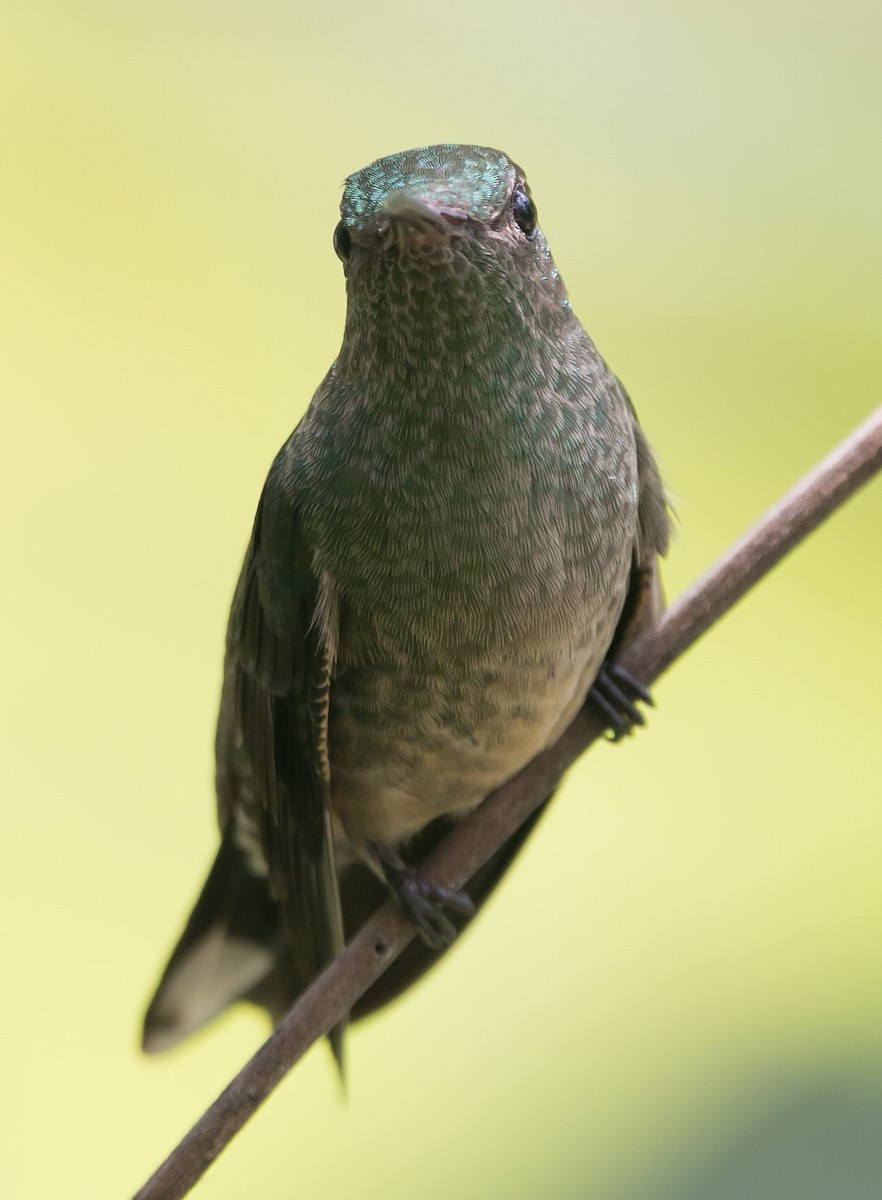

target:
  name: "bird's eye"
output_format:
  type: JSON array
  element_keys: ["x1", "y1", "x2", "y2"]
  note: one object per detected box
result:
[
  {"x1": 511, "y1": 188, "x2": 538, "y2": 238},
  {"x1": 333, "y1": 220, "x2": 352, "y2": 262}
]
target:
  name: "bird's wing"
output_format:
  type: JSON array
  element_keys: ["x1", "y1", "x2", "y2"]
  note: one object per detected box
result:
[
  {"x1": 221, "y1": 465, "x2": 345, "y2": 1027},
  {"x1": 143, "y1": 466, "x2": 345, "y2": 1056},
  {"x1": 608, "y1": 381, "x2": 672, "y2": 650},
  {"x1": 618, "y1": 382, "x2": 670, "y2": 568}
]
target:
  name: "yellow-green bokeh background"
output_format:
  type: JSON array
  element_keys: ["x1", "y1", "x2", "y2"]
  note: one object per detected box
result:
[{"x1": 3, "y1": 2, "x2": 881, "y2": 1197}]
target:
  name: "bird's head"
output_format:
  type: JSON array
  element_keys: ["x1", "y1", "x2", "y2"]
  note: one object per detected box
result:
[{"x1": 332, "y1": 145, "x2": 571, "y2": 366}]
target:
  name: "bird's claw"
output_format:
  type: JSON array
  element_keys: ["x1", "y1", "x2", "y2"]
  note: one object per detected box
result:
[
  {"x1": 589, "y1": 662, "x2": 654, "y2": 741},
  {"x1": 382, "y1": 861, "x2": 475, "y2": 950}
]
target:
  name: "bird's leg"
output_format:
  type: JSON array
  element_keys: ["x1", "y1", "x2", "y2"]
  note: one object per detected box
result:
[
  {"x1": 588, "y1": 661, "x2": 654, "y2": 742},
  {"x1": 367, "y1": 842, "x2": 475, "y2": 951}
]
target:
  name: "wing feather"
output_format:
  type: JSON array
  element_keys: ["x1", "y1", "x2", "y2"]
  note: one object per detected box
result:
[{"x1": 220, "y1": 467, "x2": 345, "y2": 1020}]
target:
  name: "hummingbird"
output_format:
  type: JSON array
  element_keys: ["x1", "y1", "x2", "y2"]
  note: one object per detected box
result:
[{"x1": 142, "y1": 144, "x2": 669, "y2": 1059}]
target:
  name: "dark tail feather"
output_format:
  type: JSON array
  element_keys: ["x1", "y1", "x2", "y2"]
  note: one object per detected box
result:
[{"x1": 142, "y1": 828, "x2": 283, "y2": 1053}]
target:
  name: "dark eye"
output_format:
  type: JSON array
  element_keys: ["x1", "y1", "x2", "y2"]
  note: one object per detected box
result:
[
  {"x1": 511, "y1": 188, "x2": 538, "y2": 238},
  {"x1": 333, "y1": 220, "x2": 351, "y2": 262}
]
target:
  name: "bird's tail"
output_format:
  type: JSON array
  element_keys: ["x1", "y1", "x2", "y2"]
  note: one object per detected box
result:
[{"x1": 142, "y1": 828, "x2": 288, "y2": 1053}]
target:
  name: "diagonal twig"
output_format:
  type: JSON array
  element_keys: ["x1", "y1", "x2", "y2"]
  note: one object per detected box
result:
[{"x1": 133, "y1": 405, "x2": 882, "y2": 1200}]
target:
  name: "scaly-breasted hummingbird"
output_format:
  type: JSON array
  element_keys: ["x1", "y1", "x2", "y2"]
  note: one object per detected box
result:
[{"x1": 142, "y1": 144, "x2": 669, "y2": 1058}]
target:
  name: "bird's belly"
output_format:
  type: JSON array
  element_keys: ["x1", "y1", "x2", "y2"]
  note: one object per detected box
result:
[{"x1": 327, "y1": 626, "x2": 609, "y2": 852}]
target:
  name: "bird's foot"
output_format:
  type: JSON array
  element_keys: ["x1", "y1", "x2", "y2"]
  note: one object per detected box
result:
[
  {"x1": 588, "y1": 662, "x2": 654, "y2": 742},
  {"x1": 371, "y1": 845, "x2": 475, "y2": 950}
]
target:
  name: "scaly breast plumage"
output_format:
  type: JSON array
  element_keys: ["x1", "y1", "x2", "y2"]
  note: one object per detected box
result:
[{"x1": 325, "y1": 544, "x2": 630, "y2": 847}]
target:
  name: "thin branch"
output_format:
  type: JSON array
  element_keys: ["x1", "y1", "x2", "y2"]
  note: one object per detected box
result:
[{"x1": 133, "y1": 405, "x2": 882, "y2": 1200}]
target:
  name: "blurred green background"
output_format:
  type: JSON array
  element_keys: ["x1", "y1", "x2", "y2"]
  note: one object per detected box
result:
[{"x1": 3, "y1": 1, "x2": 881, "y2": 1197}]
